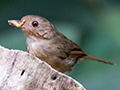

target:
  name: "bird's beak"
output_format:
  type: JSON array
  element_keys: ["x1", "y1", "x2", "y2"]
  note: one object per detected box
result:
[{"x1": 8, "y1": 20, "x2": 26, "y2": 27}]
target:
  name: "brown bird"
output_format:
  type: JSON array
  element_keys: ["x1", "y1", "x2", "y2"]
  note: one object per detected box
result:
[{"x1": 8, "y1": 15, "x2": 114, "y2": 74}]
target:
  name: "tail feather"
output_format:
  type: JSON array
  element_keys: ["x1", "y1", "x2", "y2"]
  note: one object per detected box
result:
[{"x1": 82, "y1": 55, "x2": 114, "y2": 65}]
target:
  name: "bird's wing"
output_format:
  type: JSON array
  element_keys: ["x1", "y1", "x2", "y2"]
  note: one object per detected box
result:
[{"x1": 70, "y1": 42, "x2": 87, "y2": 58}]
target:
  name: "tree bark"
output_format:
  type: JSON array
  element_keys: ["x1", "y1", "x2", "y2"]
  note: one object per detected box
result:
[{"x1": 0, "y1": 45, "x2": 86, "y2": 90}]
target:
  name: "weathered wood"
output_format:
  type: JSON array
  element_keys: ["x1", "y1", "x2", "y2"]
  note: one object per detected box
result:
[{"x1": 0, "y1": 45, "x2": 86, "y2": 90}]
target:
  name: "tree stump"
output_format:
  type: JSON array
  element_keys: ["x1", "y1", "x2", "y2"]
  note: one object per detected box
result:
[{"x1": 0, "y1": 45, "x2": 86, "y2": 90}]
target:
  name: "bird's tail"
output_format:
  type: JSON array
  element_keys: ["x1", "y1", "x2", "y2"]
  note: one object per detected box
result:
[{"x1": 82, "y1": 55, "x2": 115, "y2": 65}]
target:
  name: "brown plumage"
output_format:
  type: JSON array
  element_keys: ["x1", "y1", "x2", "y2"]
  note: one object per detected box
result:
[{"x1": 8, "y1": 15, "x2": 114, "y2": 74}]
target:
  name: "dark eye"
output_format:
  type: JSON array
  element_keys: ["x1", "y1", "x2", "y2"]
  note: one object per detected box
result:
[{"x1": 32, "y1": 21, "x2": 38, "y2": 27}]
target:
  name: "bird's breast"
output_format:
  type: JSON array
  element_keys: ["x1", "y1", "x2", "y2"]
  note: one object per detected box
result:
[
  {"x1": 26, "y1": 37, "x2": 73, "y2": 73},
  {"x1": 26, "y1": 38, "x2": 49, "y2": 58}
]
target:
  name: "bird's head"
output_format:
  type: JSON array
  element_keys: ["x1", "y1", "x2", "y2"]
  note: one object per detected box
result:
[{"x1": 8, "y1": 15, "x2": 57, "y2": 39}]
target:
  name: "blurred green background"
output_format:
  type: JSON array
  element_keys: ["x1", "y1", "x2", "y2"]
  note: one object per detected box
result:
[{"x1": 0, "y1": 0, "x2": 120, "y2": 90}]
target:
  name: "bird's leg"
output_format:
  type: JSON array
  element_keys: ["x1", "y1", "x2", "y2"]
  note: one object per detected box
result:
[{"x1": 67, "y1": 71, "x2": 70, "y2": 76}]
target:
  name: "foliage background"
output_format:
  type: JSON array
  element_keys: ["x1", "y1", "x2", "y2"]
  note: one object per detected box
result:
[{"x1": 0, "y1": 0, "x2": 119, "y2": 90}]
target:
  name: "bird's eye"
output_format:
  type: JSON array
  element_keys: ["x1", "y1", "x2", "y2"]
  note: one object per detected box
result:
[{"x1": 32, "y1": 21, "x2": 38, "y2": 27}]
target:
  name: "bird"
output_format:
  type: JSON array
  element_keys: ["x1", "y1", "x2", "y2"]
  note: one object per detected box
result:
[{"x1": 8, "y1": 15, "x2": 114, "y2": 75}]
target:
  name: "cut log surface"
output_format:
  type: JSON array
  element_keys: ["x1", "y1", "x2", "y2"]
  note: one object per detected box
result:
[{"x1": 0, "y1": 45, "x2": 86, "y2": 90}]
